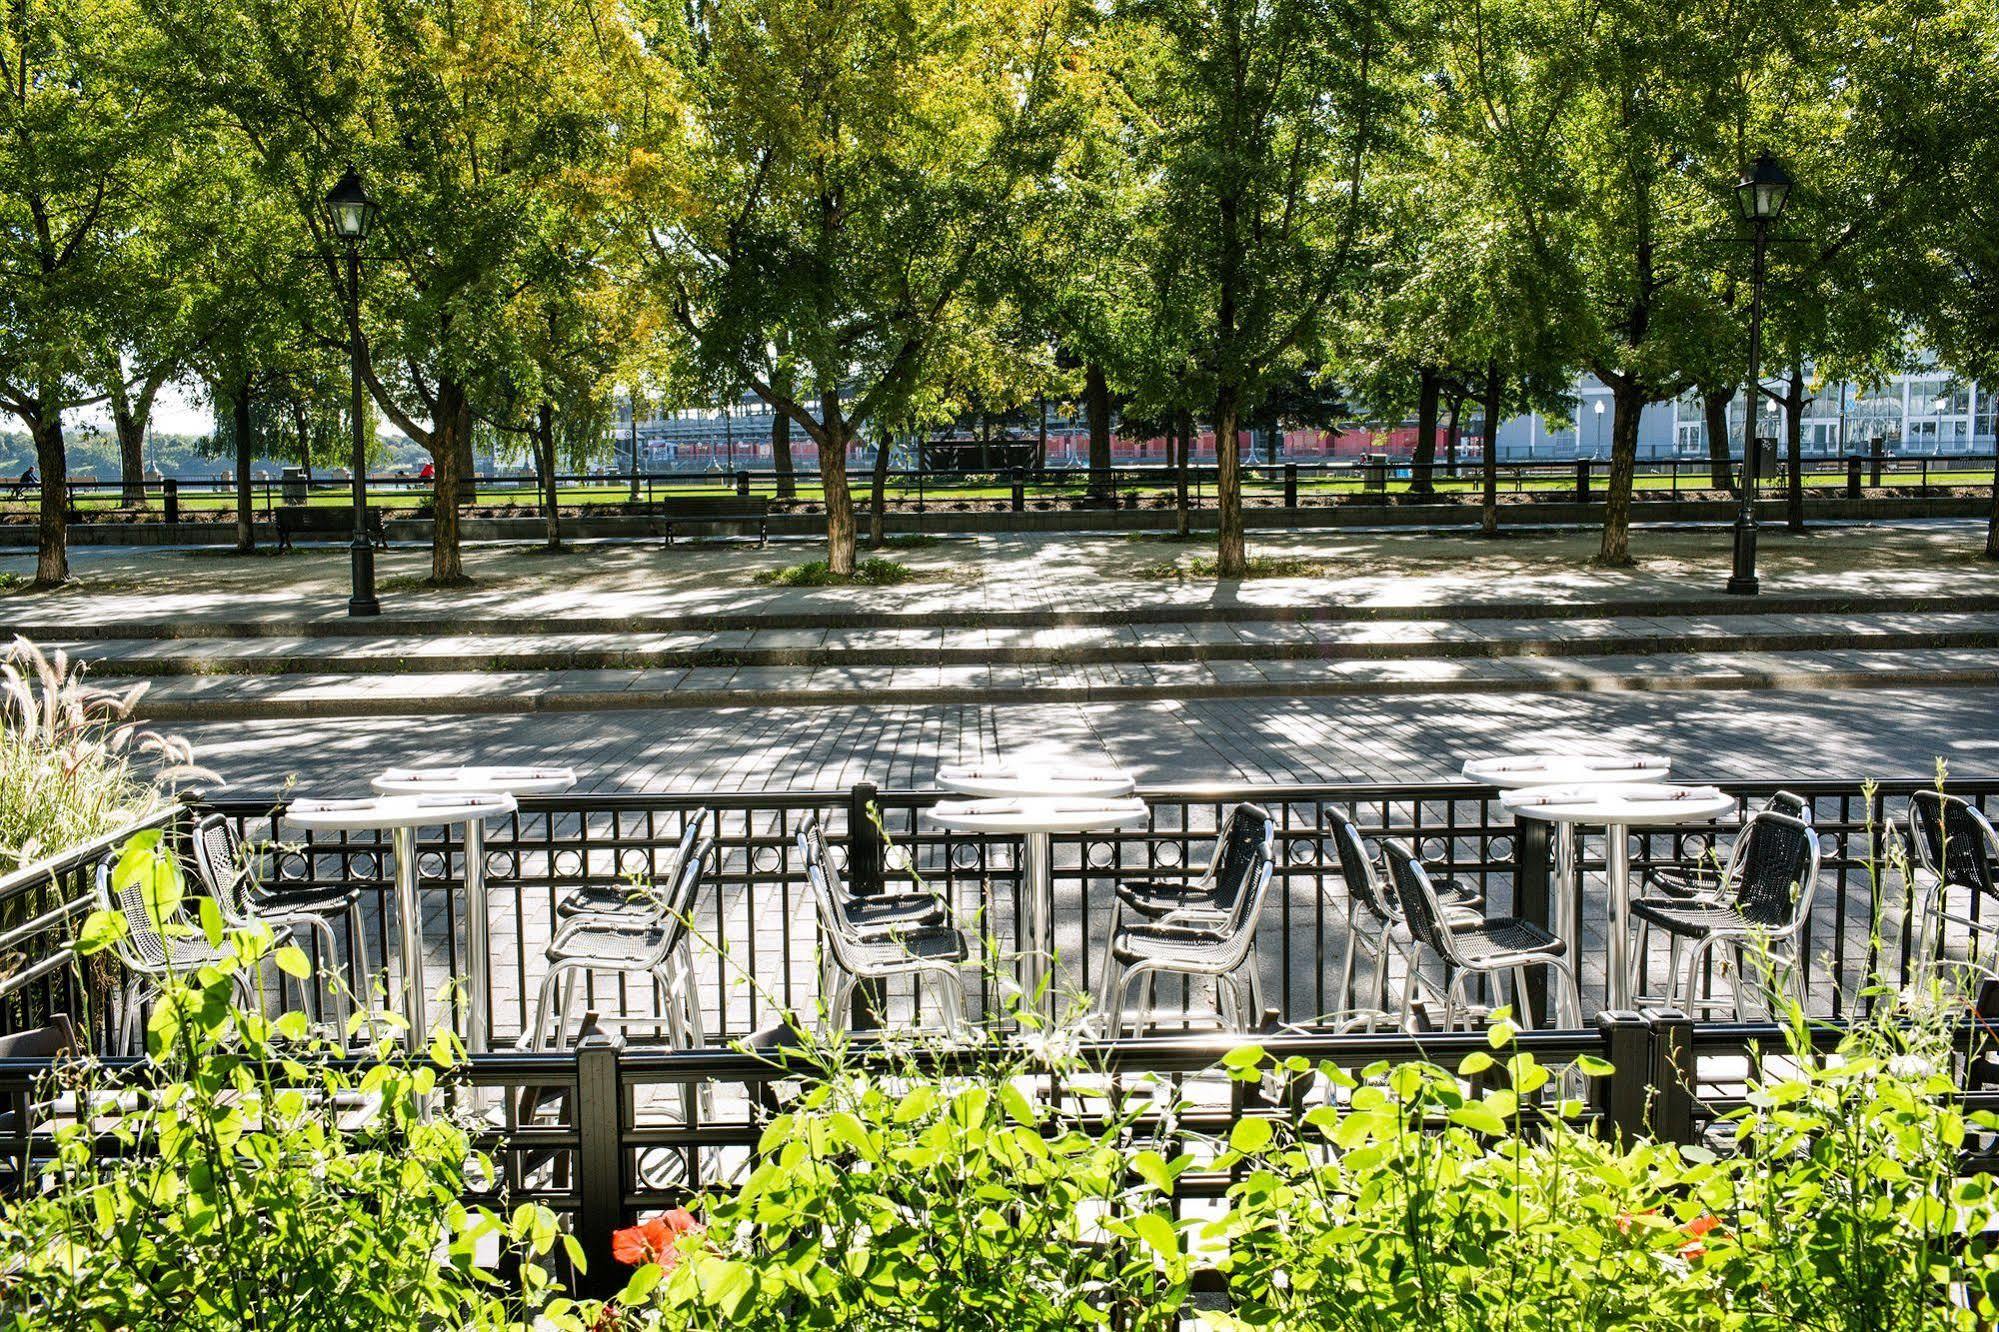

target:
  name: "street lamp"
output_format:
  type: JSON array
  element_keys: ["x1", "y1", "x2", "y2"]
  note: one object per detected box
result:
[
  {"x1": 1726, "y1": 151, "x2": 1793, "y2": 596},
  {"x1": 325, "y1": 165, "x2": 381, "y2": 617}
]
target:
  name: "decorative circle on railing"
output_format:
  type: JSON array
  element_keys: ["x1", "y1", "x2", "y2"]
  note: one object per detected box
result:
[
  {"x1": 1287, "y1": 838, "x2": 1315, "y2": 865},
  {"x1": 1681, "y1": 833, "x2": 1710, "y2": 860},
  {"x1": 347, "y1": 851, "x2": 383, "y2": 881},
  {"x1": 485, "y1": 851, "x2": 516, "y2": 880},
  {"x1": 1490, "y1": 836, "x2": 1513, "y2": 862},
  {"x1": 417, "y1": 851, "x2": 448, "y2": 880},
  {"x1": 1087, "y1": 841, "x2": 1115, "y2": 869},
  {"x1": 280, "y1": 852, "x2": 309, "y2": 881},
  {"x1": 1818, "y1": 832, "x2": 1838, "y2": 859},
  {"x1": 620, "y1": 849, "x2": 650, "y2": 877},
  {"x1": 1153, "y1": 842, "x2": 1184, "y2": 868},
  {"x1": 951, "y1": 842, "x2": 983, "y2": 871},
  {"x1": 884, "y1": 845, "x2": 912, "y2": 872},
  {"x1": 553, "y1": 850, "x2": 582, "y2": 879},
  {"x1": 831, "y1": 844, "x2": 849, "y2": 871},
  {"x1": 1419, "y1": 837, "x2": 1447, "y2": 864},
  {"x1": 753, "y1": 844, "x2": 783, "y2": 874}
]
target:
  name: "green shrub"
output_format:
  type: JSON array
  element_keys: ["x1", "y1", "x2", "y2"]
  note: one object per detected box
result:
[
  {"x1": 752, "y1": 557, "x2": 914, "y2": 587},
  {"x1": 0, "y1": 833, "x2": 591, "y2": 1331}
]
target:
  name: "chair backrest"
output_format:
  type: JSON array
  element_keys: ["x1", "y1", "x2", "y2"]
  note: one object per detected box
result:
[
  {"x1": 1206, "y1": 803, "x2": 1275, "y2": 919},
  {"x1": 93, "y1": 854, "x2": 180, "y2": 975},
  {"x1": 1908, "y1": 791, "x2": 1998, "y2": 900},
  {"x1": 190, "y1": 814, "x2": 261, "y2": 925},
  {"x1": 631, "y1": 835, "x2": 714, "y2": 968},
  {"x1": 1764, "y1": 791, "x2": 1812, "y2": 824},
  {"x1": 1378, "y1": 839, "x2": 1461, "y2": 964},
  {"x1": 796, "y1": 814, "x2": 842, "y2": 900},
  {"x1": 1725, "y1": 808, "x2": 1821, "y2": 929},
  {"x1": 1323, "y1": 806, "x2": 1398, "y2": 925}
]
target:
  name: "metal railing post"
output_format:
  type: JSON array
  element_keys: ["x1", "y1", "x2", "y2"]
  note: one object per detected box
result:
[
  {"x1": 1593, "y1": 1009, "x2": 1650, "y2": 1141},
  {"x1": 1283, "y1": 463, "x2": 1298, "y2": 508},
  {"x1": 1575, "y1": 460, "x2": 1590, "y2": 503},
  {"x1": 1011, "y1": 471, "x2": 1025, "y2": 512},
  {"x1": 574, "y1": 1024, "x2": 626, "y2": 1297},
  {"x1": 1645, "y1": 1008, "x2": 1697, "y2": 1145},
  {"x1": 736, "y1": 469, "x2": 750, "y2": 498},
  {"x1": 1847, "y1": 457, "x2": 1863, "y2": 500},
  {"x1": 162, "y1": 478, "x2": 179, "y2": 525},
  {"x1": 847, "y1": 782, "x2": 883, "y2": 897}
]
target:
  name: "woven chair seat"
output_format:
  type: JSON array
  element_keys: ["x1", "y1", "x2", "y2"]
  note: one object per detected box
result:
[
  {"x1": 1116, "y1": 879, "x2": 1219, "y2": 918},
  {"x1": 545, "y1": 922, "x2": 671, "y2": 966},
  {"x1": 1446, "y1": 918, "x2": 1564, "y2": 966},
  {"x1": 842, "y1": 927, "x2": 967, "y2": 970},
  {"x1": 1628, "y1": 898, "x2": 1766, "y2": 938},
  {"x1": 1639, "y1": 863, "x2": 1727, "y2": 899}
]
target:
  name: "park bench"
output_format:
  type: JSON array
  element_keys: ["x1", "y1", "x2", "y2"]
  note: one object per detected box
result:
[
  {"x1": 274, "y1": 505, "x2": 388, "y2": 552},
  {"x1": 651, "y1": 494, "x2": 769, "y2": 547}
]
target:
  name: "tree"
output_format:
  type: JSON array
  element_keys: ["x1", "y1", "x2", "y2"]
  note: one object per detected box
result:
[
  {"x1": 149, "y1": 0, "x2": 644, "y2": 584},
  {"x1": 1113, "y1": 0, "x2": 1414, "y2": 577},
  {"x1": 639, "y1": 0, "x2": 1086, "y2": 576},
  {"x1": 0, "y1": 0, "x2": 178, "y2": 583}
]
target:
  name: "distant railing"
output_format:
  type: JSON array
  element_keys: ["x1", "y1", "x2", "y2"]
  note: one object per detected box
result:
[{"x1": 13, "y1": 451, "x2": 1999, "y2": 521}]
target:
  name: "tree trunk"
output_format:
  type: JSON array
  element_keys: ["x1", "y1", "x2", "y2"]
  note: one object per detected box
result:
[
  {"x1": 1085, "y1": 362, "x2": 1112, "y2": 503},
  {"x1": 868, "y1": 428, "x2": 893, "y2": 548},
  {"x1": 537, "y1": 402, "x2": 562, "y2": 550},
  {"x1": 233, "y1": 381, "x2": 256, "y2": 553},
  {"x1": 1784, "y1": 365, "x2": 1806, "y2": 532},
  {"x1": 771, "y1": 364, "x2": 796, "y2": 501},
  {"x1": 1215, "y1": 383, "x2": 1246, "y2": 577},
  {"x1": 453, "y1": 420, "x2": 477, "y2": 509},
  {"x1": 1036, "y1": 396, "x2": 1049, "y2": 473},
  {"x1": 429, "y1": 381, "x2": 471, "y2": 584},
  {"x1": 114, "y1": 402, "x2": 147, "y2": 507},
  {"x1": 1174, "y1": 406, "x2": 1192, "y2": 538},
  {"x1": 27, "y1": 403, "x2": 67, "y2": 587},
  {"x1": 1702, "y1": 387, "x2": 1735, "y2": 491},
  {"x1": 1595, "y1": 381, "x2": 1646, "y2": 567},
  {"x1": 1480, "y1": 362, "x2": 1502, "y2": 536},
  {"x1": 821, "y1": 388, "x2": 856, "y2": 576},
  {"x1": 1410, "y1": 368, "x2": 1439, "y2": 494},
  {"x1": 1443, "y1": 394, "x2": 1463, "y2": 481}
]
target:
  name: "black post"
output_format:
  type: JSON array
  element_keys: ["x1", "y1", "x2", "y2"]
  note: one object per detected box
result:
[
  {"x1": 735, "y1": 469, "x2": 750, "y2": 498},
  {"x1": 1593, "y1": 1010, "x2": 1650, "y2": 1141},
  {"x1": 162, "y1": 477, "x2": 179, "y2": 526},
  {"x1": 573, "y1": 1025, "x2": 626, "y2": 1297},
  {"x1": 1870, "y1": 435, "x2": 1885, "y2": 487},
  {"x1": 847, "y1": 781, "x2": 886, "y2": 1026},
  {"x1": 1574, "y1": 460, "x2": 1590, "y2": 503},
  {"x1": 1283, "y1": 462, "x2": 1298, "y2": 508},
  {"x1": 1846, "y1": 456, "x2": 1862, "y2": 500},
  {"x1": 1727, "y1": 215, "x2": 1769, "y2": 596},
  {"x1": 1514, "y1": 817, "x2": 1552, "y2": 1023},
  {"x1": 1011, "y1": 471, "x2": 1025, "y2": 512},
  {"x1": 345, "y1": 243, "x2": 380, "y2": 617},
  {"x1": 1645, "y1": 1008, "x2": 1697, "y2": 1144}
]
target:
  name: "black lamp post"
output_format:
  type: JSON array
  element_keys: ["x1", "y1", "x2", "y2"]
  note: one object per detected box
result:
[
  {"x1": 1726, "y1": 151, "x2": 1793, "y2": 596},
  {"x1": 326, "y1": 165, "x2": 382, "y2": 617}
]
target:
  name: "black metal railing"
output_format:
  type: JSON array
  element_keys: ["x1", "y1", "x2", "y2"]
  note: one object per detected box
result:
[
  {"x1": 6, "y1": 1011, "x2": 1995, "y2": 1295},
  {"x1": 16, "y1": 451, "x2": 1999, "y2": 522}
]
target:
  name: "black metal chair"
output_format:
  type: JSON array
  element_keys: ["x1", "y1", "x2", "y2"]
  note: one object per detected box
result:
[
  {"x1": 555, "y1": 808, "x2": 711, "y2": 923},
  {"x1": 1095, "y1": 804, "x2": 1276, "y2": 1035},
  {"x1": 1380, "y1": 838, "x2": 1580, "y2": 1031},
  {"x1": 1324, "y1": 806, "x2": 1483, "y2": 1030},
  {"x1": 1627, "y1": 807, "x2": 1820, "y2": 1017},
  {"x1": 1638, "y1": 791, "x2": 1812, "y2": 901},
  {"x1": 192, "y1": 813, "x2": 364, "y2": 1036},
  {"x1": 796, "y1": 821, "x2": 966, "y2": 1034},
  {"x1": 1907, "y1": 790, "x2": 1999, "y2": 971}
]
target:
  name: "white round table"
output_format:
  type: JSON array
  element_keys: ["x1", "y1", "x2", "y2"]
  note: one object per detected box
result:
[
  {"x1": 1464, "y1": 753, "x2": 1672, "y2": 964},
  {"x1": 285, "y1": 793, "x2": 518, "y2": 1049},
  {"x1": 926, "y1": 794, "x2": 1148, "y2": 1016},
  {"x1": 935, "y1": 763, "x2": 1137, "y2": 800},
  {"x1": 1501, "y1": 782, "x2": 1734, "y2": 1010},
  {"x1": 371, "y1": 767, "x2": 576, "y2": 1052}
]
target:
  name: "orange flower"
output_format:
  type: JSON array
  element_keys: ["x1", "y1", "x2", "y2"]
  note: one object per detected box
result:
[
  {"x1": 610, "y1": 1208, "x2": 703, "y2": 1269},
  {"x1": 1614, "y1": 1207, "x2": 1658, "y2": 1235},
  {"x1": 1677, "y1": 1212, "x2": 1723, "y2": 1259}
]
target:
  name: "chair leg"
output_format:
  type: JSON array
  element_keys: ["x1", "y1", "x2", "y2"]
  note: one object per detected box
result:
[
  {"x1": 1632, "y1": 917, "x2": 1650, "y2": 1002},
  {"x1": 1338, "y1": 902, "x2": 1360, "y2": 1011},
  {"x1": 1244, "y1": 942, "x2": 1266, "y2": 1026},
  {"x1": 1443, "y1": 970, "x2": 1471, "y2": 1034},
  {"x1": 1366, "y1": 940, "x2": 1393, "y2": 1032},
  {"x1": 1230, "y1": 970, "x2": 1257, "y2": 1033},
  {"x1": 829, "y1": 972, "x2": 857, "y2": 1035},
  {"x1": 928, "y1": 968, "x2": 966, "y2": 1036},
  {"x1": 530, "y1": 967, "x2": 567, "y2": 1049},
  {"x1": 1511, "y1": 966, "x2": 1536, "y2": 1030},
  {"x1": 1399, "y1": 944, "x2": 1426, "y2": 1031}
]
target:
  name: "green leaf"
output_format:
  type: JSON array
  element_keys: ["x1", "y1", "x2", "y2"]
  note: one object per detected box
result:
[
  {"x1": 75, "y1": 909, "x2": 127, "y2": 956},
  {"x1": 274, "y1": 945, "x2": 312, "y2": 980},
  {"x1": 1131, "y1": 1210, "x2": 1179, "y2": 1261},
  {"x1": 1449, "y1": 1101, "x2": 1510, "y2": 1136},
  {"x1": 619, "y1": 1263, "x2": 663, "y2": 1303},
  {"x1": 1229, "y1": 1116, "x2": 1275, "y2": 1153}
]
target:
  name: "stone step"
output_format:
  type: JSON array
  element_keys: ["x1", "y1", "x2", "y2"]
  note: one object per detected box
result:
[{"x1": 122, "y1": 646, "x2": 1999, "y2": 722}]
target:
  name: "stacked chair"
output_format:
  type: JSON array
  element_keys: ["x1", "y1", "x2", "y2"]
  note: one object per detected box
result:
[
  {"x1": 1325, "y1": 806, "x2": 1485, "y2": 1031},
  {"x1": 796, "y1": 815, "x2": 967, "y2": 1034},
  {"x1": 93, "y1": 853, "x2": 258, "y2": 1054},
  {"x1": 191, "y1": 813, "x2": 364, "y2": 1037},
  {"x1": 1094, "y1": 803, "x2": 1276, "y2": 1036},
  {"x1": 1380, "y1": 839, "x2": 1581, "y2": 1031},
  {"x1": 1906, "y1": 790, "x2": 1999, "y2": 971},
  {"x1": 1626, "y1": 805, "x2": 1820, "y2": 1017},
  {"x1": 1638, "y1": 791, "x2": 1812, "y2": 900}
]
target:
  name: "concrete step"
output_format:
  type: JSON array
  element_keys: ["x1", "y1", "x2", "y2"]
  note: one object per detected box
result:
[
  {"x1": 55, "y1": 611, "x2": 1999, "y2": 679},
  {"x1": 123, "y1": 646, "x2": 1999, "y2": 722}
]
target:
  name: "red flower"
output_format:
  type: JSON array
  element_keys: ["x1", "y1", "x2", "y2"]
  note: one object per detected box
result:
[
  {"x1": 1613, "y1": 1206, "x2": 1658, "y2": 1235},
  {"x1": 1677, "y1": 1212, "x2": 1723, "y2": 1259},
  {"x1": 611, "y1": 1208, "x2": 702, "y2": 1269}
]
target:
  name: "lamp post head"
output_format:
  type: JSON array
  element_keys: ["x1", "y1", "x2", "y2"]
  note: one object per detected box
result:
[
  {"x1": 324, "y1": 164, "x2": 379, "y2": 243},
  {"x1": 1735, "y1": 151, "x2": 1793, "y2": 223}
]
